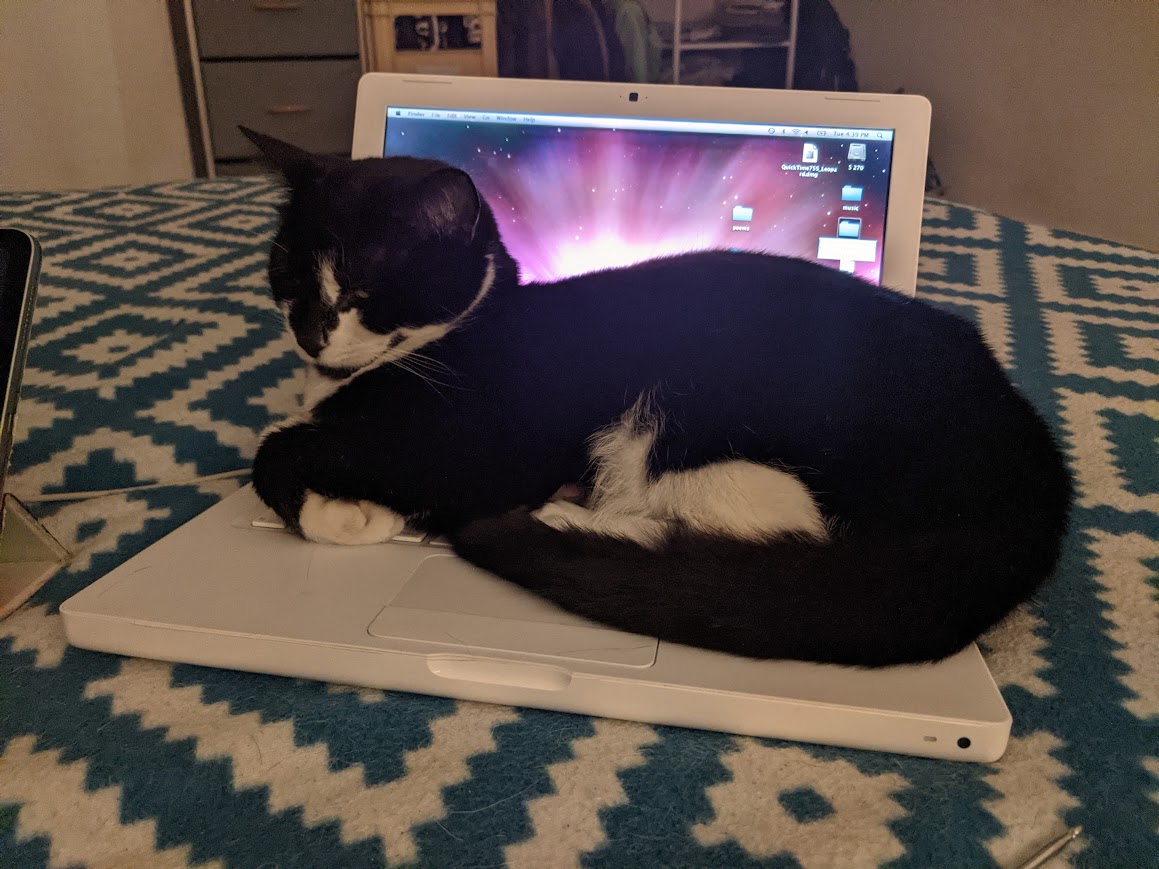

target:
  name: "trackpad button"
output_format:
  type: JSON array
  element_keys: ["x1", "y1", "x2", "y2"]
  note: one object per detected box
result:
[{"x1": 368, "y1": 555, "x2": 658, "y2": 668}]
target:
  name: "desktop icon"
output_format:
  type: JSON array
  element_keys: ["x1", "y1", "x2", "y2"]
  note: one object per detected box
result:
[
  {"x1": 837, "y1": 217, "x2": 862, "y2": 239},
  {"x1": 802, "y1": 142, "x2": 819, "y2": 163},
  {"x1": 732, "y1": 205, "x2": 754, "y2": 222},
  {"x1": 848, "y1": 143, "x2": 866, "y2": 161},
  {"x1": 841, "y1": 185, "x2": 863, "y2": 202}
]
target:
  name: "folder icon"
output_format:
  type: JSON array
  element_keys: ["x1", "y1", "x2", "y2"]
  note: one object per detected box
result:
[
  {"x1": 841, "y1": 185, "x2": 863, "y2": 202},
  {"x1": 732, "y1": 205, "x2": 754, "y2": 222}
]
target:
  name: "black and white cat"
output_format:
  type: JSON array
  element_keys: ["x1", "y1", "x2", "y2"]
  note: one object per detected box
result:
[{"x1": 242, "y1": 128, "x2": 1073, "y2": 668}]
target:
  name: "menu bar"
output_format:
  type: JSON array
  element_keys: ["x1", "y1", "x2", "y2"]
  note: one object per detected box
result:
[{"x1": 388, "y1": 107, "x2": 894, "y2": 141}]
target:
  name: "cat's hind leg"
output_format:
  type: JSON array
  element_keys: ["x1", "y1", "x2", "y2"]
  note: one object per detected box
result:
[
  {"x1": 532, "y1": 500, "x2": 668, "y2": 546},
  {"x1": 645, "y1": 459, "x2": 829, "y2": 542},
  {"x1": 532, "y1": 395, "x2": 671, "y2": 547},
  {"x1": 534, "y1": 394, "x2": 827, "y2": 545}
]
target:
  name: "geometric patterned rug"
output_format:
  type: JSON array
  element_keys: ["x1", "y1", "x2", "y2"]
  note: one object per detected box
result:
[{"x1": 1, "y1": 180, "x2": 1156, "y2": 868}]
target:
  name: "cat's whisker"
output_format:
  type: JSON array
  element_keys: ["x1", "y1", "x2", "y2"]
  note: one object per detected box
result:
[
  {"x1": 404, "y1": 349, "x2": 455, "y2": 370},
  {"x1": 390, "y1": 358, "x2": 462, "y2": 397},
  {"x1": 389, "y1": 361, "x2": 449, "y2": 400},
  {"x1": 253, "y1": 310, "x2": 291, "y2": 332},
  {"x1": 402, "y1": 351, "x2": 458, "y2": 378},
  {"x1": 327, "y1": 228, "x2": 348, "y2": 267},
  {"x1": 390, "y1": 357, "x2": 446, "y2": 386},
  {"x1": 404, "y1": 362, "x2": 463, "y2": 388}
]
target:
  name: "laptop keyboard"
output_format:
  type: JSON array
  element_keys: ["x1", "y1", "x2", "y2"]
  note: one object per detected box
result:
[{"x1": 249, "y1": 510, "x2": 450, "y2": 547}]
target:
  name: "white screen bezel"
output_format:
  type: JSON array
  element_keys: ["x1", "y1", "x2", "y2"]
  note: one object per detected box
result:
[{"x1": 353, "y1": 74, "x2": 931, "y2": 295}]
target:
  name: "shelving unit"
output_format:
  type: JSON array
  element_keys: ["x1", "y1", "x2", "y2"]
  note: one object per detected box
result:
[
  {"x1": 677, "y1": 39, "x2": 785, "y2": 51},
  {"x1": 360, "y1": 0, "x2": 498, "y2": 78},
  {"x1": 668, "y1": 0, "x2": 798, "y2": 86},
  {"x1": 170, "y1": 0, "x2": 802, "y2": 173}
]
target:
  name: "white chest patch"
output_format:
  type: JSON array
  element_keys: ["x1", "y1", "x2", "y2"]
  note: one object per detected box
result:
[{"x1": 303, "y1": 367, "x2": 346, "y2": 411}]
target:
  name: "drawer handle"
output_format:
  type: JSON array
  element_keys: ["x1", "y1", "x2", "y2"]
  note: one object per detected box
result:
[
  {"x1": 266, "y1": 104, "x2": 312, "y2": 115},
  {"x1": 252, "y1": 1, "x2": 303, "y2": 10}
]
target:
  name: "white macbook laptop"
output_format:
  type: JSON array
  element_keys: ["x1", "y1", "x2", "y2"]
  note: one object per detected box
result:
[{"x1": 62, "y1": 75, "x2": 1012, "y2": 762}]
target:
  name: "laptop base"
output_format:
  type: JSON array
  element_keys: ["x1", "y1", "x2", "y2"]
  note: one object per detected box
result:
[{"x1": 62, "y1": 486, "x2": 1011, "y2": 762}]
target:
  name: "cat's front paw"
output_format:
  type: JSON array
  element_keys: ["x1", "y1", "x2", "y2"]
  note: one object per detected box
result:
[{"x1": 298, "y1": 491, "x2": 405, "y2": 545}]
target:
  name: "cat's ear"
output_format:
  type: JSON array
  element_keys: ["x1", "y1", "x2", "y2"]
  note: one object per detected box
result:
[
  {"x1": 416, "y1": 167, "x2": 480, "y2": 239},
  {"x1": 239, "y1": 126, "x2": 323, "y2": 186}
]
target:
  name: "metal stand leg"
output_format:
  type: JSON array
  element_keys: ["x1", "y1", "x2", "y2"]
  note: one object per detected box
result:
[{"x1": 0, "y1": 495, "x2": 69, "y2": 620}]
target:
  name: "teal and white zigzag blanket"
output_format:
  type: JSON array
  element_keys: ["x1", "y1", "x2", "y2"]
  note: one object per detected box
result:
[{"x1": 1, "y1": 180, "x2": 1156, "y2": 867}]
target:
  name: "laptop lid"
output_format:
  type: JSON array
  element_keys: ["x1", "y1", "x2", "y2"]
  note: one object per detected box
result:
[{"x1": 352, "y1": 75, "x2": 931, "y2": 292}]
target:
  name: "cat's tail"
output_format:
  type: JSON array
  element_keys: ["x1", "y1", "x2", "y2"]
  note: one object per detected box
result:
[{"x1": 449, "y1": 505, "x2": 1069, "y2": 667}]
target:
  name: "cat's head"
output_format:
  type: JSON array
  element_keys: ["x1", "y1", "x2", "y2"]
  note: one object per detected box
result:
[{"x1": 242, "y1": 128, "x2": 512, "y2": 375}]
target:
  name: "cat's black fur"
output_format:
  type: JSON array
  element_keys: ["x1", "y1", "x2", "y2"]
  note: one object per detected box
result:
[{"x1": 243, "y1": 128, "x2": 1073, "y2": 668}]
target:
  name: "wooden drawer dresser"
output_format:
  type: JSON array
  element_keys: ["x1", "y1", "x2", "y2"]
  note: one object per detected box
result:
[{"x1": 178, "y1": 0, "x2": 363, "y2": 176}]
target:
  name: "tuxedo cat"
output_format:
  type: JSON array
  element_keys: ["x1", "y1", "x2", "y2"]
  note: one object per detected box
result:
[{"x1": 241, "y1": 128, "x2": 1072, "y2": 668}]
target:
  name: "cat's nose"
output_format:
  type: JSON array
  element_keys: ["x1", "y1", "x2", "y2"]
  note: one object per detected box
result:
[{"x1": 298, "y1": 332, "x2": 325, "y2": 358}]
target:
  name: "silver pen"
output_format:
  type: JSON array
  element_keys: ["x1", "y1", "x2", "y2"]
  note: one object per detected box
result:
[{"x1": 1017, "y1": 825, "x2": 1083, "y2": 869}]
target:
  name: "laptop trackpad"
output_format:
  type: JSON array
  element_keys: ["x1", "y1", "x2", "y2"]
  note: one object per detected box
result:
[{"x1": 368, "y1": 554, "x2": 658, "y2": 668}]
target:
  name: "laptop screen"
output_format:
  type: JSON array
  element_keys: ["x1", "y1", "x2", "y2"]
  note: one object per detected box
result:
[{"x1": 384, "y1": 107, "x2": 894, "y2": 284}]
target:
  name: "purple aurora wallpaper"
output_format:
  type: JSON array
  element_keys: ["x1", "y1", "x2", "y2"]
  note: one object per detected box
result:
[{"x1": 385, "y1": 116, "x2": 893, "y2": 283}]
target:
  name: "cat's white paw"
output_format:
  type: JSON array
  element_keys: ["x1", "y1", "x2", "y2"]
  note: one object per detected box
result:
[
  {"x1": 533, "y1": 501, "x2": 667, "y2": 547},
  {"x1": 532, "y1": 500, "x2": 592, "y2": 531},
  {"x1": 298, "y1": 491, "x2": 405, "y2": 545}
]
